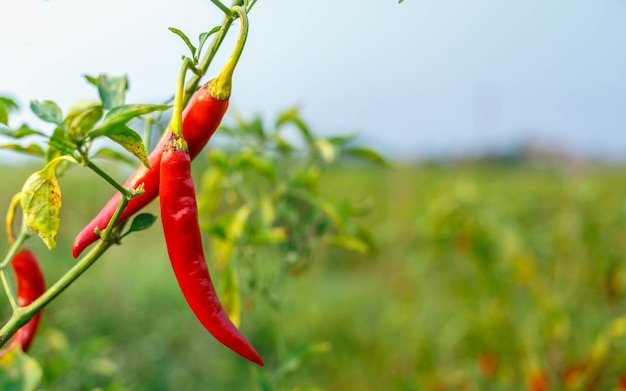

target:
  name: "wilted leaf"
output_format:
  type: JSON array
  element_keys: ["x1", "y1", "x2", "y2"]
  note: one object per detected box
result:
[
  {"x1": 21, "y1": 159, "x2": 65, "y2": 249},
  {"x1": 30, "y1": 100, "x2": 63, "y2": 126},
  {"x1": 92, "y1": 147, "x2": 137, "y2": 167}
]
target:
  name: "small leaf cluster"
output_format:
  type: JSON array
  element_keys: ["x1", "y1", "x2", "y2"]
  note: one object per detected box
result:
[{"x1": 0, "y1": 77, "x2": 169, "y2": 249}]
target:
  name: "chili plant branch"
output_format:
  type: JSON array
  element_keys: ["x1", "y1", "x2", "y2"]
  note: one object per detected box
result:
[
  {"x1": 0, "y1": 191, "x2": 135, "y2": 347},
  {"x1": 82, "y1": 158, "x2": 133, "y2": 197},
  {"x1": 209, "y1": 0, "x2": 233, "y2": 16},
  {"x1": 182, "y1": 5, "x2": 246, "y2": 105}
]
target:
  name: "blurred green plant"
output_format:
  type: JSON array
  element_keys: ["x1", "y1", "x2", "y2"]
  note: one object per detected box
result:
[{"x1": 197, "y1": 108, "x2": 387, "y2": 390}]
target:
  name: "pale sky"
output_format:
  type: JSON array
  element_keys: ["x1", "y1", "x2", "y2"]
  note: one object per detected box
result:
[{"x1": 1, "y1": 0, "x2": 625, "y2": 160}]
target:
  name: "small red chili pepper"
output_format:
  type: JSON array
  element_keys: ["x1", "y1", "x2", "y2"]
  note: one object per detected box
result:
[
  {"x1": 0, "y1": 249, "x2": 46, "y2": 355},
  {"x1": 71, "y1": 82, "x2": 229, "y2": 258},
  {"x1": 160, "y1": 135, "x2": 263, "y2": 366}
]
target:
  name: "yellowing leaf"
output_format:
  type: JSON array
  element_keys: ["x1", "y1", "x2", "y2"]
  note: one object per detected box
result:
[{"x1": 21, "y1": 160, "x2": 63, "y2": 249}]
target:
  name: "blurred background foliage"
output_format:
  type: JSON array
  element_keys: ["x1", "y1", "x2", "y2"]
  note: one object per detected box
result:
[{"x1": 2, "y1": 105, "x2": 626, "y2": 390}]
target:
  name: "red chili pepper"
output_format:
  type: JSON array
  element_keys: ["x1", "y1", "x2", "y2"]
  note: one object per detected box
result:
[
  {"x1": 160, "y1": 135, "x2": 263, "y2": 366},
  {"x1": 71, "y1": 81, "x2": 229, "y2": 258},
  {"x1": 0, "y1": 249, "x2": 46, "y2": 355}
]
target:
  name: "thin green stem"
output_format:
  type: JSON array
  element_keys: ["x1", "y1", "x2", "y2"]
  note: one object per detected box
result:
[
  {"x1": 0, "y1": 270, "x2": 18, "y2": 311},
  {"x1": 183, "y1": 14, "x2": 235, "y2": 105},
  {"x1": 171, "y1": 58, "x2": 193, "y2": 139},
  {"x1": 84, "y1": 159, "x2": 131, "y2": 197},
  {"x1": 0, "y1": 226, "x2": 30, "y2": 269},
  {"x1": 143, "y1": 117, "x2": 154, "y2": 151},
  {"x1": 209, "y1": 0, "x2": 233, "y2": 16},
  {"x1": 247, "y1": 0, "x2": 258, "y2": 13},
  {"x1": 0, "y1": 236, "x2": 114, "y2": 347}
]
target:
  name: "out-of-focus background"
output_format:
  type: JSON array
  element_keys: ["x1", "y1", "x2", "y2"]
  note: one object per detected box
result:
[
  {"x1": 1, "y1": 0, "x2": 625, "y2": 161},
  {"x1": 1, "y1": 1, "x2": 626, "y2": 390}
]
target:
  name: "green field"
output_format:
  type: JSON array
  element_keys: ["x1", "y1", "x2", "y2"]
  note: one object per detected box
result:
[{"x1": 2, "y1": 160, "x2": 626, "y2": 390}]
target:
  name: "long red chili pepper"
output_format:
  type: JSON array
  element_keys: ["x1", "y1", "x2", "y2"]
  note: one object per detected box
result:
[
  {"x1": 71, "y1": 81, "x2": 229, "y2": 258},
  {"x1": 0, "y1": 249, "x2": 46, "y2": 355},
  {"x1": 160, "y1": 135, "x2": 264, "y2": 366}
]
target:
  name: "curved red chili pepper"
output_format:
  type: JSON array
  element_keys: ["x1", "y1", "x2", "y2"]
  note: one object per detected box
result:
[
  {"x1": 72, "y1": 81, "x2": 229, "y2": 258},
  {"x1": 0, "y1": 249, "x2": 46, "y2": 355},
  {"x1": 160, "y1": 136, "x2": 264, "y2": 366}
]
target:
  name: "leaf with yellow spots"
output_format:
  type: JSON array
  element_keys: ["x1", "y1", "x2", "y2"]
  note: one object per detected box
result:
[{"x1": 20, "y1": 158, "x2": 66, "y2": 249}]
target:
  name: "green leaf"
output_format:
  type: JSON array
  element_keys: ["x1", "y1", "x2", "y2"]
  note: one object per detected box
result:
[
  {"x1": 127, "y1": 213, "x2": 157, "y2": 234},
  {"x1": 0, "y1": 97, "x2": 19, "y2": 125},
  {"x1": 327, "y1": 235, "x2": 370, "y2": 254},
  {"x1": 237, "y1": 152, "x2": 276, "y2": 179},
  {"x1": 97, "y1": 74, "x2": 129, "y2": 110},
  {"x1": 92, "y1": 104, "x2": 170, "y2": 136},
  {"x1": 91, "y1": 147, "x2": 137, "y2": 167},
  {"x1": 30, "y1": 100, "x2": 63, "y2": 126},
  {"x1": 0, "y1": 143, "x2": 45, "y2": 157},
  {"x1": 289, "y1": 190, "x2": 346, "y2": 232},
  {"x1": 46, "y1": 127, "x2": 75, "y2": 162},
  {"x1": 0, "y1": 124, "x2": 46, "y2": 139},
  {"x1": 270, "y1": 134, "x2": 296, "y2": 153},
  {"x1": 328, "y1": 134, "x2": 357, "y2": 146},
  {"x1": 96, "y1": 125, "x2": 151, "y2": 169},
  {"x1": 169, "y1": 27, "x2": 196, "y2": 58},
  {"x1": 21, "y1": 159, "x2": 65, "y2": 249},
  {"x1": 198, "y1": 26, "x2": 221, "y2": 56},
  {"x1": 343, "y1": 147, "x2": 389, "y2": 166},
  {"x1": 64, "y1": 100, "x2": 103, "y2": 141},
  {"x1": 276, "y1": 107, "x2": 314, "y2": 145},
  {"x1": 248, "y1": 227, "x2": 288, "y2": 245},
  {"x1": 218, "y1": 265, "x2": 241, "y2": 328},
  {"x1": 0, "y1": 345, "x2": 43, "y2": 391},
  {"x1": 0, "y1": 105, "x2": 7, "y2": 126},
  {"x1": 83, "y1": 74, "x2": 99, "y2": 87}
]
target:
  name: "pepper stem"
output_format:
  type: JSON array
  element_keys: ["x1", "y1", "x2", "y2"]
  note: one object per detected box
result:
[
  {"x1": 171, "y1": 57, "x2": 193, "y2": 146},
  {"x1": 210, "y1": 6, "x2": 249, "y2": 100}
]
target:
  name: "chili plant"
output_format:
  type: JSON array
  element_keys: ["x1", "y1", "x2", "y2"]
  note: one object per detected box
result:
[{"x1": 0, "y1": 0, "x2": 386, "y2": 389}]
